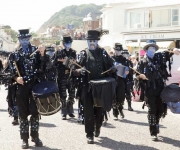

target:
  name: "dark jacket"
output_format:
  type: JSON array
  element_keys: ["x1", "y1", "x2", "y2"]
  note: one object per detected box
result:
[{"x1": 53, "y1": 48, "x2": 76, "y2": 78}]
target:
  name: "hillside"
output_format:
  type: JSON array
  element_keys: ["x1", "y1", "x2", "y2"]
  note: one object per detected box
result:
[{"x1": 37, "y1": 3, "x2": 105, "y2": 33}]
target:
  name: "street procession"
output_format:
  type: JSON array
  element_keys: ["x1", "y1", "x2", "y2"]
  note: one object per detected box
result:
[{"x1": 1, "y1": 0, "x2": 180, "y2": 150}]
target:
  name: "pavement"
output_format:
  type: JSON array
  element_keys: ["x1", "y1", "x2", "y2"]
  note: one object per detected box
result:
[{"x1": 0, "y1": 85, "x2": 180, "y2": 150}]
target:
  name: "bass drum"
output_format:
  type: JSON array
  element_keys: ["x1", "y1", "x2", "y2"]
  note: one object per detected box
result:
[
  {"x1": 32, "y1": 81, "x2": 61, "y2": 116},
  {"x1": 160, "y1": 83, "x2": 180, "y2": 103}
]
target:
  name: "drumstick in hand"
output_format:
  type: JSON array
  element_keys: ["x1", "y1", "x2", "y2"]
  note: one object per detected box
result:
[
  {"x1": 30, "y1": 49, "x2": 39, "y2": 57},
  {"x1": 101, "y1": 69, "x2": 111, "y2": 75},
  {"x1": 70, "y1": 59, "x2": 91, "y2": 74},
  {"x1": 101, "y1": 64, "x2": 122, "y2": 75},
  {"x1": 13, "y1": 61, "x2": 21, "y2": 77},
  {"x1": 129, "y1": 66, "x2": 148, "y2": 80}
]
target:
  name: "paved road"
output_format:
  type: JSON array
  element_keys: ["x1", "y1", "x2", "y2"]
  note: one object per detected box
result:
[{"x1": 0, "y1": 85, "x2": 180, "y2": 150}]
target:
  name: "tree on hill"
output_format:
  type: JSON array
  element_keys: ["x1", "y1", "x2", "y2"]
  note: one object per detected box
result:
[
  {"x1": 37, "y1": 3, "x2": 105, "y2": 33},
  {"x1": 3, "y1": 26, "x2": 18, "y2": 42}
]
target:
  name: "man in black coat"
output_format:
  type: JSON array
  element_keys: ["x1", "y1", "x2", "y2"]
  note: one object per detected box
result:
[
  {"x1": 8, "y1": 29, "x2": 44, "y2": 149},
  {"x1": 72, "y1": 30, "x2": 116, "y2": 144},
  {"x1": 111, "y1": 43, "x2": 130, "y2": 119},
  {"x1": 53, "y1": 36, "x2": 76, "y2": 120},
  {"x1": 137, "y1": 39, "x2": 179, "y2": 141}
]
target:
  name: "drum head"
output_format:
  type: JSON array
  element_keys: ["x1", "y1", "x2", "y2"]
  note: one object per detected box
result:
[
  {"x1": 35, "y1": 93, "x2": 61, "y2": 116},
  {"x1": 32, "y1": 81, "x2": 59, "y2": 98}
]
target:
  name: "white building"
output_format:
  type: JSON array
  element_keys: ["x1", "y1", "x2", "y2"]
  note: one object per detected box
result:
[
  {"x1": 100, "y1": 0, "x2": 180, "y2": 83},
  {"x1": 99, "y1": 0, "x2": 143, "y2": 50},
  {"x1": 0, "y1": 26, "x2": 15, "y2": 52}
]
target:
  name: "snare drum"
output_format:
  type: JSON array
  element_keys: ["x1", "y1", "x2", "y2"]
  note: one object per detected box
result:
[
  {"x1": 32, "y1": 81, "x2": 61, "y2": 116},
  {"x1": 89, "y1": 77, "x2": 116, "y2": 111}
]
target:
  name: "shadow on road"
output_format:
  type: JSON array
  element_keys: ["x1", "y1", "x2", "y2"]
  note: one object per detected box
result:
[
  {"x1": 102, "y1": 122, "x2": 116, "y2": 128},
  {"x1": 29, "y1": 145, "x2": 61, "y2": 150},
  {"x1": 131, "y1": 109, "x2": 148, "y2": 114},
  {"x1": 119, "y1": 119, "x2": 149, "y2": 126},
  {"x1": 96, "y1": 137, "x2": 158, "y2": 150},
  {"x1": 66, "y1": 117, "x2": 84, "y2": 126},
  {"x1": 0, "y1": 109, "x2": 7, "y2": 112},
  {"x1": 119, "y1": 119, "x2": 166, "y2": 128},
  {"x1": 40, "y1": 122, "x2": 56, "y2": 128},
  {"x1": 159, "y1": 136, "x2": 180, "y2": 148}
]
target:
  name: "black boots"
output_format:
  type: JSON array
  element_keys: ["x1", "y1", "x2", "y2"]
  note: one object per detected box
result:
[
  {"x1": 22, "y1": 139, "x2": 29, "y2": 149},
  {"x1": 31, "y1": 138, "x2": 43, "y2": 147},
  {"x1": 69, "y1": 114, "x2": 75, "y2": 117},
  {"x1": 62, "y1": 114, "x2": 67, "y2": 120},
  {"x1": 127, "y1": 101, "x2": 133, "y2": 111},
  {"x1": 148, "y1": 114, "x2": 158, "y2": 141},
  {"x1": 113, "y1": 103, "x2": 125, "y2": 119},
  {"x1": 12, "y1": 116, "x2": 19, "y2": 125},
  {"x1": 87, "y1": 137, "x2": 94, "y2": 144},
  {"x1": 119, "y1": 109, "x2": 125, "y2": 118}
]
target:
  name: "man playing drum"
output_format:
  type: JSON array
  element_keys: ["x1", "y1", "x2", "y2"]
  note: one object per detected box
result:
[
  {"x1": 8, "y1": 29, "x2": 46, "y2": 149},
  {"x1": 72, "y1": 30, "x2": 116, "y2": 144}
]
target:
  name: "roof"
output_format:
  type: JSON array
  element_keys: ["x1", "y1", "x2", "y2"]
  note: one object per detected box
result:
[{"x1": 127, "y1": 1, "x2": 180, "y2": 9}]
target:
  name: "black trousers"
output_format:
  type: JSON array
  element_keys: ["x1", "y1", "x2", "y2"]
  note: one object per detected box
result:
[
  {"x1": 7, "y1": 86, "x2": 18, "y2": 117},
  {"x1": 16, "y1": 81, "x2": 39, "y2": 139},
  {"x1": 82, "y1": 86, "x2": 104, "y2": 137},
  {"x1": 125, "y1": 82, "x2": 131, "y2": 101},
  {"x1": 57, "y1": 74, "x2": 75, "y2": 100},
  {"x1": 115, "y1": 77, "x2": 126, "y2": 106},
  {"x1": 57, "y1": 74, "x2": 75, "y2": 115},
  {"x1": 145, "y1": 86, "x2": 165, "y2": 136}
]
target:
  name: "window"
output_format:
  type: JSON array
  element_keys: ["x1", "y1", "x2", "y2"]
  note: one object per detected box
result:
[
  {"x1": 151, "y1": 9, "x2": 171, "y2": 27},
  {"x1": 172, "y1": 9, "x2": 179, "y2": 25},
  {"x1": 124, "y1": 10, "x2": 127, "y2": 26},
  {"x1": 130, "y1": 12, "x2": 144, "y2": 28},
  {"x1": 144, "y1": 11, "x2": 149, "y2": 28}
]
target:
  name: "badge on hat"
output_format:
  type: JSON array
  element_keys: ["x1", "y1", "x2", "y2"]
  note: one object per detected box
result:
[{"x1": 17, "y1": 29, "x2": 32, "y2": 38}]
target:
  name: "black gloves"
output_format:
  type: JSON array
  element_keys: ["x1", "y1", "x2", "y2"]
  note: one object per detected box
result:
[{"x1": 110, "y1": 65, "x2": 117, "y2": 73}]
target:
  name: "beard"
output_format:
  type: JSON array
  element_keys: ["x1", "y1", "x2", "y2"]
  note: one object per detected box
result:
[{"x1": 89, "y1": 44, "x2": 96, "y2": 50}]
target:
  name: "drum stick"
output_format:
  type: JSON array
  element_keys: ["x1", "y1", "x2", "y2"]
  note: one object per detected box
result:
[
  {"x1": 13, "y1": 61, "x2": 21, "y2": 77},
  {"x1": 70, "y1": 59, "x2": 91, "y2": 74},
  {"x1": 30, "y1": 49, "x2": 39, "y2": 57},
  {"x1": 129, "y1": 66, "x2": 148, "y2": 80},
  {"x1": 101, "y1": 69, "x2": 111, "y2": 75},
  {"x1": 101, "y1": 64, "x2": 122, "y2": 75}
]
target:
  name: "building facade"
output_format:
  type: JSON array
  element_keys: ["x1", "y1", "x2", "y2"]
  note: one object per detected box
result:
[
  {"x1": 0, "y1": 26, "x2": 15, "y2": 52},
  {"x1": 100, "y1": 0, "x2": 180, "y2": 83},
  {"x1": 99, "y1": 1, "x2": 142, "y2": 50},
  {"x1": 82, "y1": 12, "x2": 101, "y2": 33}
]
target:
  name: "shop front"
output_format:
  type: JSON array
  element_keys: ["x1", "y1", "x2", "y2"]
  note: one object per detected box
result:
[{"x1": 123, "y1": 31, "x2": 180, "y2": 84}]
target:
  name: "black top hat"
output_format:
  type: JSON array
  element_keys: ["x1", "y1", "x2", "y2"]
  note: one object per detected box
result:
[
  {"x1": 86, "y1": 30, "x2": 100, "y2": 40},
  {"x1": 62, "y1": 36, "x2": 73, "y2": 43},
  {"x1": 122, "y1": 49, "x2": 129, "y2": 55},
  {"x1": 17, "y1": 29, "x2": 31, "y2": 38},
  {"x1": 143, "y1": 39, "x2": 159, "y2": 50},
  {"x1": 113, "y1": 43, "x2": 123, "y2": 51}
]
